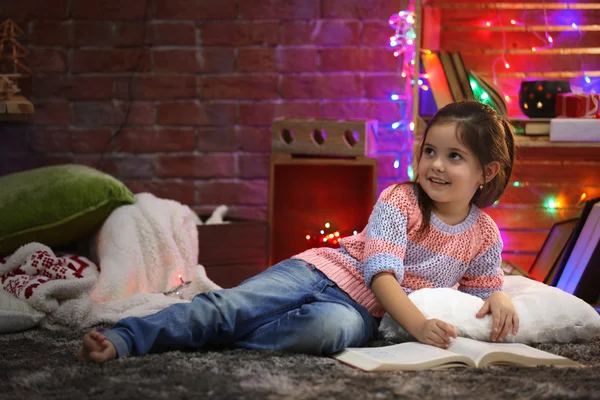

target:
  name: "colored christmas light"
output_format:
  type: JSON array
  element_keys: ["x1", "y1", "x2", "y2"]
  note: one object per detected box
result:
[{"x1": 305, "y1": 222, "x2": 358, "y2": 249}]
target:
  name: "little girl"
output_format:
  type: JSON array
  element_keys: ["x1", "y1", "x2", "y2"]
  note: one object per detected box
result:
[{"x1": 79, "y1": 101, "x2": 519, "y2": 363}]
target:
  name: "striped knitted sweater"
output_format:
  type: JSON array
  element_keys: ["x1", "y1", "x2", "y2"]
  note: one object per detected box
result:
[{"x1": 294, "y1": 183, "x2": 504, "y2": 317}]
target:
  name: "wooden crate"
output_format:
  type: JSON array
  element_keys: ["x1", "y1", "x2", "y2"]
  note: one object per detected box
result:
[
  {"x1": 197, "y1": 220, "x2": 268, "y2": 288},
  {"x1": 268, "y1": 153, "x2": 377, "y2": 265},
  {"x1": 271, "y1": 117, "x2": 378, "y2": 158}
]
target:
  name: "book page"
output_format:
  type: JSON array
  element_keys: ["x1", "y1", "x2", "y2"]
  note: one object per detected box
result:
[
  {"x1": 449, "y1": 337, "x2": 578, "y2": 367},
  {"x1": 334, "y1": 342, "x2": 475, "y2": 371}
]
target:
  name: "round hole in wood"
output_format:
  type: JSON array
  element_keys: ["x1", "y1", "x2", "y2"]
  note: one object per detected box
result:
[
  {"x1": 279, "y1": 128, "x2": 295, "y2": 145},
  {"x1": 343, "y1": 130, "x2": 360, "y2": 147},
  {"x1": 311, "y1": 129, "x2": 327, "y2": 146}
]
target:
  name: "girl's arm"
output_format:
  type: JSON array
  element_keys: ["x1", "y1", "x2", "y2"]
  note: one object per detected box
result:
[{"x1": 372, "y1": 272, "x2": 456, "y2": 348}]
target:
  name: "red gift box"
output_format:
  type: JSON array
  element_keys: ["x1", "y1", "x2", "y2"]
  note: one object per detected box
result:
[{"x1": 555, "y1": 93, "x2": 600, "y2": 118}]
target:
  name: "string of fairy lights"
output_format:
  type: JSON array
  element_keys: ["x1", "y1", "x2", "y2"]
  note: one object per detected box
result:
[{"x1": 386, "y1": 6, "x2": 593, "y2": 210}]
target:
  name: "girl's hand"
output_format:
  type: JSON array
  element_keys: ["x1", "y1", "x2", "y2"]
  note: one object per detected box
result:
[
  {"x1": 415, "y1": 319, "x2": 457, "y2": 349},
  {"x1": 476, "y1": 291, "x2": 519, "y2": 342}
]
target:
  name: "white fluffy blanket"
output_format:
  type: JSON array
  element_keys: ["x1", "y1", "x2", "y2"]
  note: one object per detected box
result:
[{"x1": 0, "y1": 193, "x2": 223, "y2": 330}]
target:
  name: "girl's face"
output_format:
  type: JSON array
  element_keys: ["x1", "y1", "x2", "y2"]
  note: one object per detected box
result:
[{"x1": 417, "y1": 122, "x2": 484, "y2": 214}]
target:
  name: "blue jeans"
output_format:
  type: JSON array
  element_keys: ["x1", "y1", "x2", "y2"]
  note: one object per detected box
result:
[{"x1": 102, "y1": 258, "x2": 380, "y2": 358}]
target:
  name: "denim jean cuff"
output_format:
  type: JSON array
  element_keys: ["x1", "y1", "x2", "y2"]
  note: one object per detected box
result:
[{"x1": 101, "y1": 329, "x2": 130, "y2": 358}]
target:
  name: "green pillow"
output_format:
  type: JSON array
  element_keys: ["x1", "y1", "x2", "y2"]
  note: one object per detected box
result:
[{"x1": 0, "y1": 164, "x2": 136, "y2": 254}]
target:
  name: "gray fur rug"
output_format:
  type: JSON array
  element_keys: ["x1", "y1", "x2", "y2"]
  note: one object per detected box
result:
[{"x1": 1, "y1": 328, "x2": 600, "y2": 400}]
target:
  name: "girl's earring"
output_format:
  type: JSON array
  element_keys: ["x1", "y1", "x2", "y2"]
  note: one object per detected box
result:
[{"x1": 479, "y1": 184, "x2": 484, "y2": 190}]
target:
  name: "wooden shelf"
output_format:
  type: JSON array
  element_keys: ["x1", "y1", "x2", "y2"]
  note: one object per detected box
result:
[{"x1": 0, "y1": 95, "x2": 34, "y2": 121}]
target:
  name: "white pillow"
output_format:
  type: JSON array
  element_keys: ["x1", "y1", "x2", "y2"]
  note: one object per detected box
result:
[
  {"x1": 379, "y1": 276, "x2": 600, "y2": 344},
  {"x1": 0, "y1": 288, "x2": 44, "y2": 333}
]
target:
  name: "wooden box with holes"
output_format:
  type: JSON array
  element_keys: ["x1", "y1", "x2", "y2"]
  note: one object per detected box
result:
[{"x1": 268, "y1": 117, "x2": 379, "y2": 265}]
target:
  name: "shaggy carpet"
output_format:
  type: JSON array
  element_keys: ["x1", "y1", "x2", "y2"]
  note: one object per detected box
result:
[{"x1": 1, "y1": 328, "x2": 600, "y2": 400}]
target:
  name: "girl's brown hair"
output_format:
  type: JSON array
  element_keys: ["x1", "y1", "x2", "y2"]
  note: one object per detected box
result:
[{"x1": 410, "y1": 100, "x2": 515, "y2": 229}]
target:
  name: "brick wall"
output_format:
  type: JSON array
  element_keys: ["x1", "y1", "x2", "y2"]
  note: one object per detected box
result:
[{"x1": 1, "y1": 0, "x2": 412, "y2": 220}]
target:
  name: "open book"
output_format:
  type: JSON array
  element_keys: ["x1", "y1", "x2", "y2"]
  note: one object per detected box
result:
[{"x1": 333, "y1": 337, "x2": 581, "y2": 371}]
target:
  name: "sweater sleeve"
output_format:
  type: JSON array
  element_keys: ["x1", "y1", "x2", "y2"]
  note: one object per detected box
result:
[
  {"x1": 458, "y1": 222, "x2": 504, "y2": 299},
  {"x1": 362, "y1": 185, "x2": 409, "y2": 288}
]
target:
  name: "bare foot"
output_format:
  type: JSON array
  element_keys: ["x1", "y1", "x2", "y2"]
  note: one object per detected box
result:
[{"x1": 78, "y1": 331, "x2": 117, "y2": 363}]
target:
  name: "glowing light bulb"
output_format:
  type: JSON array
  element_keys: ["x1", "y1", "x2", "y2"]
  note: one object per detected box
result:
[
  {"x1": 532, "y1": 47, "x2": 536, "y2": 52},
  {"x1": 423, "y1": 74, "x2": 429, "y2": 79},
  {"x1": 513, "y1": 181, "x2": 521, "y2": 187},
  {"x1": 572, "y1": 23, "x2": 578, "y2": 30},
  {"x1": 325, "y1": 222, "x2": 330, "y2": 228},
  {"x1": 401, "y1": 72, "x2": 407, "y2": 78},
  {"x1": 320, "y1": 230, "x2": 325, "y2": 234},
  {"x1": 407, "y1": 39, "x2": 413, "y2": 45},
  {"x1": 323, "y1": 238, "x2": 328, "y2": 242},
  {"x1": 392, "y1": 122, "x2": 401, "y2": 129},
  {"x1": 421, "y1": 85, "x2": 429, "y2": 91},
  {"x1": 585, "y1": 76, "x2": 591, "y2": 84},
  {"x1": 504, "y1": 62, "x2": 510, "y2": 69},
  {"x1": 510, "y1": 19, "x2": 516, "y2": 25},
  {"x1": 486, "y1": 21, "x2": 492, "y2": 27},
  {"x1": 353, "y1": 231, "x2": 358, "y2": 235},
  {"x1": 481, "y1": 93, "x2": 489, "y2": 100},
  {"x1": 418, "y1": 79, "x2": 423, "y2": 85},
  {"x1": 334, "y1": 232, "x2": 340, "y2": 237},
  {"x1": 328, "y1": 233, "x2": 334, "y2": 239},
  {"x1": 393, "y1": 51, "x2": 400, "y2": 57},
  {"x1": 391, "y1": 94, "x2": 399, "y2": 101},
  {"x1": 409, "y1": 122, "x2": 415, "y2": 131},
  {"x1": 547, "y1": 35, "x2": 553, "y2": 43},
  {"x1": 504, "y1": 94, "x2": 510, "y2": 102},
  {"x1": 306, "y1": 235, "x2": 311, "y2": 240},
  {"x1": 580, "y1": 193, "x2": 587, "y2": 201},
  {"x1": 393, "y1": 159, "x2": 400, "y2": 169}
]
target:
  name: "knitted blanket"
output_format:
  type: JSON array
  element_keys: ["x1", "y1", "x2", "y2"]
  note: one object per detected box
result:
[{"x1": 0, "y1": 193, "x2": 223, "y2": 331}]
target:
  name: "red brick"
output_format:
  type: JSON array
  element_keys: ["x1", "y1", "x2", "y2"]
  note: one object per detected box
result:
[
  {"x1": 157, "y1": 102, "x2": 236, "y2": 126},
  {"x1": 31, "y1": 101, "x2": 70, "y2": 126},
  {"x1": 281, "y1": 20, "x2": 360, "y2": 46},
  {"x1": 72, "y1": 22, "x2": 146, "y2": 47},
  {"x1": 224, "y1": 206, "x2": 267, "y2": 221},
  {"x1": 72, "y1": 101, "x2": 154, "y2": 126},
  {"x1": 321, "y1": 48, "x2": 398, "y2": 72},
  {"x1": 323, "y1": 0, "x2": 405, "y2": 19},
  {"x1": 239, "y1": 101, "x2": 320, "y2": 126},
  {"x1": 30, "y1": 21, "x2": 70, "y2": 46},
  {"x1": 0, "y1": 126, "x2": 31, "y2": 154},
  {"x1": 154, "y1": 49, "x2": 234, "y2": 73},
  {"x1": 3, "y1": 0, "x2": 69, "y2": 19},
  {"x1": 377, "y1": 129, "x2": 413, "y2": 153},
  {"x1": 72, "y1": 49, "x2": 151, "y2": 73},
  {"x1": 239, "y1": 0, "x2": 318, "y2": 20},
  {"x1": 239, "y1": 155, "x2": 269, "y2": 179},
  {"x1": 281, "y1": 74, "x2": 362, "y2": 99},
  {"x1": 155, "y1": 0, "x2": 237, "y2": 20},
  {"x1": 125, "y1": 180, "x2": 196, "y2": 205},
  {"x1": 116, "y1": 128, "x2": 196, "y2": 153},
  {"x1": 364, "y1": 74, "x2": 404, "y2": 99},
  {"x1": 320, "y1": 101, "x2": 371, "y2": 120},
  {"x1": 377, "y1": 154, "x2": 403, "y2": 178},
  {"x1": 71, "y1": 129, "x2": 114, "y2": 153},
  {"x1": 28, "y1": 49, "x2": 67, "y2": 74},
  {"x1": 320, "y1": 100, "x2": 399, "y2": 125},
  {"x1": 199, "y1": 75, "x2": 279, "y2": 100},
  {"x1": 156, "y1": 154, "x2": 235, "y2": 178},
  {"x1": 238, "y1": 127, "x2": 271, "y2": 152},
  {"x1": 200, "y1": 22, "x2": 279, "y2": 46},
  {"x1": 33, "y1": 76, "x2": 114, "y2": 100},
  {"x1": 195, "y1": 181, "x2": 268, "y2": 205},
  {"x1": 237, "y1": 48, "x2": 317, "y2": 73},
  {"x1": 197, "y1": 128, "x2": 240, "y2": 152},
  {"x1": 152, "y1": 22, "x2": 196, "y2": 46},
  {"x1": 72, "y1": 0, "x2": 149, "y2": 20},
  {"x1": 29, "y1": 129, "x2": 71, "y2": 152},
  {"x1": 363, "y1": 21, "x2": 393, "y2": 46},
  {"x1": 371, "y1": 100, "x2": 401, "y2": 125},
  {"x1": 115, "y1": 76, "x2": 197, "y2": 100},
  {"x1": 75, "y1": 155, "x2": 154, "y2": 179}
]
